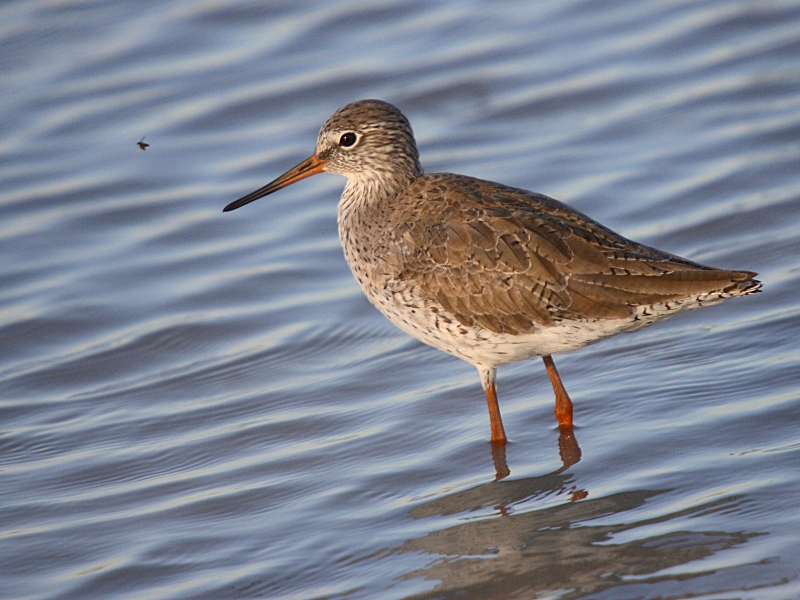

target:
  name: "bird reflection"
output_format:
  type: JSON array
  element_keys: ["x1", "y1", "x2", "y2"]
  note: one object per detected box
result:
[
  {"x1": 490, "y1": 426, "x2": 581, "y2": 481},
  {"x1": 399, "y1": 480, "x2": 755, "y2": 599},
  {"x1": 490, "y1": 443, "x2": 510, "y2": 481},
  {"x1": 556, "y1": 426, "x2": 581, "y2": 473}
]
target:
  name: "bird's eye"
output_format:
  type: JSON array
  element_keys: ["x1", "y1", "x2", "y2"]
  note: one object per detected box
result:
[{"x1": 339, "y1": 132, "x2": 357, "y2": 147}]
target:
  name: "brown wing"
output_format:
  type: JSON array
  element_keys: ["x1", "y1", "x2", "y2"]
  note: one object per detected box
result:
[{"x1": 386, "y1": 174, "x2": 757, "y2": 335}]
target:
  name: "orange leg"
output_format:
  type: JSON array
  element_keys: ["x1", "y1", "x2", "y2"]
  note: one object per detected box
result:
[
  {"x1": 479, "y1": 367, "x2": 507, "y2": 445},
  {"x1": 485, "y1": 380, "x2": 508, "y2": 445},
  {"x1": 543, "y1": 355, "x2": 573, "y2": 429}
]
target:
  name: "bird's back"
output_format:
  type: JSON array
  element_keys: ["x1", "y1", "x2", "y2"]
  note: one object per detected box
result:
[{"x1": 352, "y1": 172, "x2": 760, "y2": 338}]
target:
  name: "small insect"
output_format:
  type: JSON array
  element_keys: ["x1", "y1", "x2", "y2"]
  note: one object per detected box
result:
[{"x1": 137, "y1": 136, "x2": 149, "y2": 151}]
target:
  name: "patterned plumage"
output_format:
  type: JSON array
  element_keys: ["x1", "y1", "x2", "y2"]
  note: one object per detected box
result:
[{"x1": 224, "y1": 99, "x2": 761, "y2": 450}]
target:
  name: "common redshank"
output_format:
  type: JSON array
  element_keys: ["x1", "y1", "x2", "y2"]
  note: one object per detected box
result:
[{"x1": 224, "y1": 99, "x2": 761, "y2": 447}]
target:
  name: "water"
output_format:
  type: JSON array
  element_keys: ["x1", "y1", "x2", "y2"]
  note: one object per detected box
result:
[{"x1": 2, "y1": 1, "x2": 799, "y2": 598}]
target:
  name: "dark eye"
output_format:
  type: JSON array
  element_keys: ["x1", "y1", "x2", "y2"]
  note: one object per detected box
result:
[{"x1": 339, "y1": 132, "x2": 357, "y2": 147}]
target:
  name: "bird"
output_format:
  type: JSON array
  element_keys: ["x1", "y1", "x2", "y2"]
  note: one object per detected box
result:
[{"x1": 224, "y1": 99, "x2": 761, "y2": 447}]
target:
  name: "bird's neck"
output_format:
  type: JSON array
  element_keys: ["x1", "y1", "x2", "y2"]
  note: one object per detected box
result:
[{"x1": 338, "y1": 168, "x2": 419, "y2": 223}]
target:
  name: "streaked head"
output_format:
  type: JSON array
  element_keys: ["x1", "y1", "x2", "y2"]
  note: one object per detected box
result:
[{"x1": 223, "y1": 99, "x2": 421, "y2": 212}]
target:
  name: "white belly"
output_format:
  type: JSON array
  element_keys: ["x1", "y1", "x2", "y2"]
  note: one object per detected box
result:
[{"x1": 362, "y1": 280, "x2": 725, "y2": 370}]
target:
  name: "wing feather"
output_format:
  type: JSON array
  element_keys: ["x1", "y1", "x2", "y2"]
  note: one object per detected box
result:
[{"x1": 384, "y1": 174, "x2": 758, "y2": 334}]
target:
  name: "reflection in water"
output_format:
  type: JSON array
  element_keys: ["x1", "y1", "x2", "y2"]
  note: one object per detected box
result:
[
  {"x1": 556, "y1": 427, "x2": 581, "y2": 474},
  {"x1": 400, "y1": 477, "x2": 756, "y2": 599},
  {"x1": 490, "y1": 443, "x2": 511, "y2": 481},
  {"x1": 491, "y1": 427, "x2": 581, "y2": 481}
]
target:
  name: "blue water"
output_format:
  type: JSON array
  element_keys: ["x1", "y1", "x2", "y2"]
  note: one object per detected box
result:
[{"x1": 2, "y1": 1, "x2": 799, "y2": 598}]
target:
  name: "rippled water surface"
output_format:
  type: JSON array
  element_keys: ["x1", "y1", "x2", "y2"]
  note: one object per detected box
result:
[{"x1": 2, "y1": 1, "x2": 800, "y2": 598}]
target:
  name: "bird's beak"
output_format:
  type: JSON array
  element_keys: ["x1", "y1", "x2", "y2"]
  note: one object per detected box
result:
[{"x1": 223, "y1": 154, "x2": 326, "y2": 212}]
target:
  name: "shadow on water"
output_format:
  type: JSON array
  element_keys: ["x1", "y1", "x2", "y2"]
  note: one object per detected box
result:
[{"x1": 397, "y1": 476, "x2": 760, "y2": 600}]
